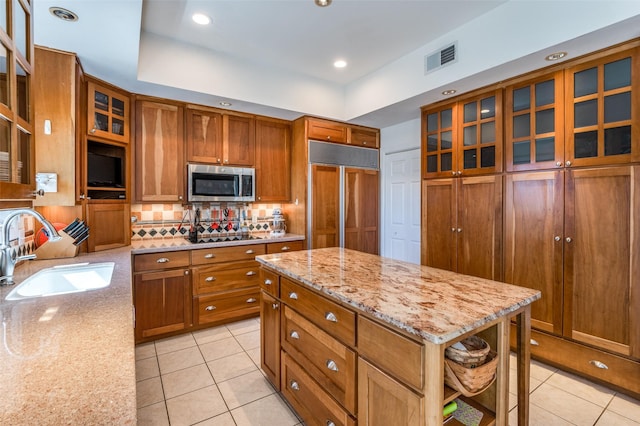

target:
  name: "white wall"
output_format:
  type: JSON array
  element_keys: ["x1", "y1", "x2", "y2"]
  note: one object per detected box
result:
[{"x1": 379, "y1": 118, "x2": 421, "y2": 257}]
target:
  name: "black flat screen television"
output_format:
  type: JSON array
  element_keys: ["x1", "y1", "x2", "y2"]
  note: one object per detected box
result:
[{"x1": 87, "y1": 152, "x2": 124, "y2": 187}]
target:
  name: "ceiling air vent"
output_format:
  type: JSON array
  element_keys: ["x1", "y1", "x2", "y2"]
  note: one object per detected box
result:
[{"x1": 425, "y1": 42, "x2": 458, "y2": 74}]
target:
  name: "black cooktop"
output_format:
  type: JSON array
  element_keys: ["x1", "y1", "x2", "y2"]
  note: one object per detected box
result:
[{"x1": 192, "y1": 235, "x2": 262, "y2": 244}]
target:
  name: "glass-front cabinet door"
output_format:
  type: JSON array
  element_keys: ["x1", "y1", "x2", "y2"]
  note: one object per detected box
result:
[
  {"x1": 87, "y1": 81, "x2": 130, "y2": 144},
  {"x1": 565, "y1": 47, "x2": 640, "y2": 167},
  {"x1": 457, "y1": 89, "x2": 503, "y2": 175},
  {"x1": 505, "y1": 71, "x2": 565, "y2": 171},
  {"x1": 422, "y1": 102, "x2": 457, "y2": 178},
  {"x1": 0, "y1": 0, "x2": 34, "y2": 197}
]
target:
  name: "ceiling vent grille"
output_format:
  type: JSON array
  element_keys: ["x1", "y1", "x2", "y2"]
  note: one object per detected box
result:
[{"x1": 425, "y1": 42, "x2": 458, "y2": 74}]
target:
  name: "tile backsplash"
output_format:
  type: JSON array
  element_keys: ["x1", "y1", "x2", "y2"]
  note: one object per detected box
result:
[
  {"x1": 0, "y1": 211, "x2": 36, "y2": 258},
  {"x1": 130, "y1": 203, "x2": 284, "y2": 240}
]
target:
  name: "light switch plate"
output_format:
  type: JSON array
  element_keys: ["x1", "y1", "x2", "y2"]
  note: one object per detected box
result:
[{"x1": 36, "y1": 172, "x2": 58, "y2": 193}]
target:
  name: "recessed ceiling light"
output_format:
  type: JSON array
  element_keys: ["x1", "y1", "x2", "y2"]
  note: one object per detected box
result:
[
  {"x1": 219, "y1": 101, "x2": 232, "y2": 107},
  {"x1": 545, "y1": 51, "x2": 567, "y2": 61},
  {"x1": 442, "y1": 89, "x2": 457, "y2": 95},
  {"x1": 334, "y1": 60, "x2": 347, "y2": 69},
  {"x1": 315, "y1": 0, "x2": 332, "y2": 7},
  {"x1": 192, "y1": 13, "x2": 211, "y2": 25},
  {"x1": 49, "y1": 7, "x2": 78, "y2": 22}
]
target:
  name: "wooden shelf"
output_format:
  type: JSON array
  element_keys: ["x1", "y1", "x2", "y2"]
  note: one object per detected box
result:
[
  {"x1": 446, "y1": 396, "x2": 496, "y2": 426},
  {"x1": 87, "y1": 186, "x2": 125, "y2": 191},
  {"x1": 444, "y1": 385, "x2": 461, "y2": 405}
]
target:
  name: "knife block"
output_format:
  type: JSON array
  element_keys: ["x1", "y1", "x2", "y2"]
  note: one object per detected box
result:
[{"x1": 34, "y1": 231, "x2": 79, "y2": 259}]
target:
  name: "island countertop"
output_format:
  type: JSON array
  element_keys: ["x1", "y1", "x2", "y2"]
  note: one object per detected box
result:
[
  {"x1": 0, "y1": 247, "x2": 135, "y2": 425},
  {"x1": 256, "y1": 247, "x2": 541, "y2": 344}
]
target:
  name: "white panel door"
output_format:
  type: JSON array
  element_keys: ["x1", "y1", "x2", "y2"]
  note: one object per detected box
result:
[{"x1": 383, "y1": 149, "x2": 421, "y2": 264}]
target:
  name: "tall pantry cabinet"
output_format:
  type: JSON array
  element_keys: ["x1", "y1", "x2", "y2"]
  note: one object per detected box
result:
[{"x1": 422, "y1": 40, "x2": 640, "y2": 397}]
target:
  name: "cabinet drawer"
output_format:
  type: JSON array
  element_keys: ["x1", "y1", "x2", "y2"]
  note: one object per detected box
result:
[
  {"x1": 193, "y1": 260, "x2": 260, "y2": 295},
  {"x1": 358, "y1": 316, "x2": 424, "y2": 392},
  {"x1": 191, "y1": 244, "x2": 266, "y2": 265},
  {"x1": 282, "y1": 306, "x2": 356, "y2": 414},
  {"x1": 195, "y1": 288, "x2": 260, "y2": 325},
  {"x1": 266, "y1": 240, "x2": 304, "y2": 254},
  {"x1": 281, "y1": 278, "x2": 356, "y2": 347},
  {"x1": 134, "y1": 251, "x2": 190, "y2": 272},
  {"x1": 349, "y1": 128, "x2": 379, "y2": 148},
  {"x1": 307, "y1": 118, "x2": 347, "y2": 144},
  {"x1": 260, "y1": 268, "x2": 280, "y2": 297},
  {"x1": 510, "y1": 325, "x2": 640, "y2": 396},
  {"x1": 281, "y1": 352, "x2": 356, "y2": 426}
]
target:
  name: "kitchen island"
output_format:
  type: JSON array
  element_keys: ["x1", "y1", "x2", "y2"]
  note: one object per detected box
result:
[{"x1": 256, "y1": 248, "x2": 541, "y2": 426}]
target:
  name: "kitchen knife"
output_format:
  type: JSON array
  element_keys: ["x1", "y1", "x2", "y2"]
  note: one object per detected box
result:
[
  {"x1": 65, "y1": 220, "x2": 84, "y2": 237},
  {"x1": 68, "y1": 222, "x2": 86, "y2": 239},
  {"x1": 73, "y1": 231, "x2": 90, "y2": 246},
  {"x1": 62, "y1": 218, "x2": 80, "y2": 234}
]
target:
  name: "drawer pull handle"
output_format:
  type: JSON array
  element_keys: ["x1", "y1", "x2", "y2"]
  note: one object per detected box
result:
[
  {"x1": 326, "y1": 360, "x2": 339, "y2": 372},
  {"x1": 204, "y1": 253, "x2": 215, "y2": 259},
  {"x1": 156, "y1": 257, "x2": 170, "y2": 263},
  {"x1": 205, "y1": 305, "x2": 216, "y2": 311},
  {"x1": 264, "y1": 279, "x2": 272, "y2": 286},
  {"x1": 246, "y1": 298, "x2": 257, "y2": 303},
  {"x1": 272, "y1": 303, "x2": 279, "y2": 310},
  {"x1": 245, "y1": 249, "x2": 255, "y2": 254},
  {"x1": 327, "y1": 421, "x2": 336, "y2": 426},
  {"x1": 205, "y1": 276, "x2": 216, "y2": 282},
  {"x1": 281, "y1": 246, "x2": 290, "y2": 251},
  {"x1": 246, "y1": 271, "x2": 257, "y2": 276},
  {"x1": 290, "y1": 380, "x2": 300, "y2": 391},
  {"x1": 530, "y1": 339, "x2": 539, "y2": 346},
  {"x1": 589, "y1": 360, "x2": 609, "y2": 370},
  {"x1": 288, "y1": 292, "x2": 298, "y2": 300},
  {"x1": 290, "y1": 331, "x2": 300, "y2": 339},
  {"x1": 325, "y1": 312, "x2": 337, "y2": 322}
]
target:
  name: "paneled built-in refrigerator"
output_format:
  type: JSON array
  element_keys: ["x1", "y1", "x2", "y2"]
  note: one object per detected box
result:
[{"x1": 307, "y1": 141, "x2": 380, "y2": 254}]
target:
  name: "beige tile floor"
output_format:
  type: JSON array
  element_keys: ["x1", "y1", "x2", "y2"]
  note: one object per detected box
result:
[{"x1": 136, "y1": 317, "x2": 640, "y2": 426}]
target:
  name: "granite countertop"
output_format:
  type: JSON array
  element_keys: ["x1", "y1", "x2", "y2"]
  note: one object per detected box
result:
[
  {"x1": 131, "y1": 233, "x2": 305, "y2": 254},
  {"x1": 256, "y1": 247, "x2": 541, "y2": 345},
  {"x1": 0, "y1": 247, "x2": 136, "y2": 425}
]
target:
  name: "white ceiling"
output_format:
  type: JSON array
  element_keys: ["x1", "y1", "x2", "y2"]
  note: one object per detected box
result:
[{"x1": 33, "y1": 0, "x2": 640, "y2": 129}]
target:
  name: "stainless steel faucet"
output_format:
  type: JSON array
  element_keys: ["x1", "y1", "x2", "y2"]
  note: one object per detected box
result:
[{"x1": 0, "y1": 209, "x2": 62, "y2": 285}]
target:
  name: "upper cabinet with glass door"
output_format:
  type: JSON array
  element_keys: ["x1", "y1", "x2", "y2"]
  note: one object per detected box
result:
[
  {"x1": 505, "y1": 71, "x2": 565, "y2": 171},
  {"x1": 0, "y1": 0, "x2": 34, "y2": 198},
  {"x1": 87, "y1": 80, "x2": 130, "y2": 144},
  {"x1": 565, "y1": 47, "x2": 640, "y2": 167},
  {"x1": 422, "y1": 102, "x2": 457, "y2": 179}
]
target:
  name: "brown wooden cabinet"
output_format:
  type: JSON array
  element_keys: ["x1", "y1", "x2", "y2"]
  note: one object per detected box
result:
[
  {"x1": 422, "y1": 89, "x2": 502, "y2": 179},
  {"x1": 307, "y1": 118, "x2": 348, "y2": 143},
  {"x1": 185, "y1": 107, "x2": 255, "y2": 166},
  {"x1": 311, "y1": 164, "x2": 340, "y2": 249},
  {"x1": 87, "y1": 80, "x2": 130, "y2": 144},
  {"x1": 260, "y1": 286, "x2": 281, "y2": 388},
  {"x1": 134, "y1": 99, "x2": 184, "y2": 202},
  {"x1": 344, "y1": 168, "x2": 379, "y2": 254},
  {"x1": 421, "y1": 175, "x2": 503, "y2": 281},
  {"x1": 255, "y1": 117, "x2": 291, "y2": 202},
  {"x1": 349, "y1": 127, "x2": 379, "y2": 148},
  {"x1": 85, "y1": 203, "x2": 131, "y2": 252},
  {"x1": 33, "y1": 47, "x2": 84, "y2": 207},
  {"x1": 134, "y1": 265, "x2": 191, "y2": 343}
]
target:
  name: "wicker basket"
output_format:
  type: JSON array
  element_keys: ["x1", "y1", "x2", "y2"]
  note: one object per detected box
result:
[
  {"x1": 444, "y1": 350, "x2": 498, "y2": 397},
  {"x1": 445, "y1": 335, "x2": 490, "y2": 368}
]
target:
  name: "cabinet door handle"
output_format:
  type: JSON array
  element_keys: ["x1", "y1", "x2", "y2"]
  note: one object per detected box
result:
[
  {"x1": 565, "y1": 160, "x2": 572, "y2": 167},
  {"x1": 325, "y1": 312, "x2": 337, "y2": 322},
  {"x1": 272, "y1": 303, "x2": 279, "y2": 310},
  {"x1": 246, "y1": 271, "x2": 257, "y2": 276},
  {"x1": 554, "y1": 236, "x2": 561, "y2": 242},
  {"x1": 326, "y1": 360, "x2": 339, "y2": 372},
  {"x1": 457, "y1": 228, "x2": 462, "y2": 233},
  {"x1": 327, "y1": 421, "x2": 336, "y2": 426},
  {"x1": 589, "y1": 360, "x2": 608, "y2": 370},
  {"x1": 451, "y1": 171, "x2": 457, "y2": 176},
  {"x1": 156, "y1": 258, "x2": 170, "y2": 263},
  {"x1": 246, "y1": 298, "x2": 257, "y2": 303},
  {"x1": 566, "y1": 237, "x2": 572, "y2": 243},
  {"x1": 264, "y1": 279, "x2": 272, "y2": 286},
  {"x1": 290, "y1": 331, "x2": 300, "y2": 339},
  {"x1": 556, "y1": 161, "x2": 562, "y2": 167},
  {"x1": 290, "y1": 380, "x2": 300, "y2": 391},
  {"x1": 204, "y1": 253, "x2": 215, "y2": 259},
  {"x1": 451, "y1": 228, "x2": 456, "y2": 232},
  {"x1": 245, "y1": 249, "x2": 255, "y2": 254},
  {"x1": 288, "y1": 292, "x2": 298, "y2": 300},
  {"x1": 205, "y1": 276, "x2": 216, "y2": 282},
  {"x1": 281, "y1": 246, "x2": 290, "y2": 251},
  {"x1": 205, "y1": 305, "x2": 216, "y2": 311},
  {"x1": 530, "y1": 339, "x2": 539, "y2": 346}
]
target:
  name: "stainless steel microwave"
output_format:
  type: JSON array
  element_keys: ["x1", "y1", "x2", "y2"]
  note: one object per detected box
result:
[{"x1": 187, "y1": 164, "x2": 255, "y2": 203}]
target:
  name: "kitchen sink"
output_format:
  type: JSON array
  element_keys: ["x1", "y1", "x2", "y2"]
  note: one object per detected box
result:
[{"x1": 5, "y1": 262, "x2": 115, "y2": 301}]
